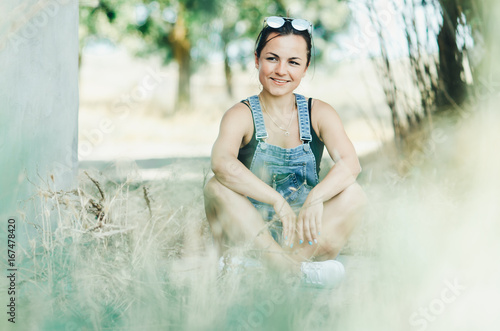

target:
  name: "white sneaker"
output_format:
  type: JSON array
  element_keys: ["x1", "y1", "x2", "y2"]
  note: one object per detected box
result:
[{"x1": 300, "y1": 260, "x2": 345, "y2": 288}]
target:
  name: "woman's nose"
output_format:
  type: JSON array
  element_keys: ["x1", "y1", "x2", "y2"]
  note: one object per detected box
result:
[{"x1": 275, "y1": 61, "x2": 286, "y2": 75}]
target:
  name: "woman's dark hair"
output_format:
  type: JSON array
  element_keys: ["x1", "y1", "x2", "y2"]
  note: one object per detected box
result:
[{"x1": 255, "y1": 20, "x2": 313, "y2": 67}]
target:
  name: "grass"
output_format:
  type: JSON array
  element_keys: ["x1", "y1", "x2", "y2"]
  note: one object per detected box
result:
[{"x1": 2, "y1": 107, "x2": 499, "y2": 331}]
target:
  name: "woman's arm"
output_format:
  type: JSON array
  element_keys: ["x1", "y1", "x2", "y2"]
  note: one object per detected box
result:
[
  {"x1": 210, "y1": 103, "x2": 283, "y2": 206},
  {"x1": 296, "y1": 99, "x2": 362, "y2": 244},
  {"x1": 211, "y1": 103, "x2": 298, "y2": 245},
  {"x1": 307, "y1": 99, "x2": 362, "y2": 204}
]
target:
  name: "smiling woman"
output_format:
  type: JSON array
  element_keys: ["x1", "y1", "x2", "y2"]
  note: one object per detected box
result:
[
  {"x1": 256, "y1": 33, "x2": 307, "y2": 98},
  {"x1": 203, "y1": 16, "x2": 367, "y2": 288}
]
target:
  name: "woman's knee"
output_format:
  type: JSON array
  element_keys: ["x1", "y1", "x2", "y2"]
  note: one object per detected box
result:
[
  {"x1": 203, "y1": 175, "x2": 226, "y2": 201},
  {"x1": 204, "y1": 175, "x2": 243, "y2": 208},
  {"x1": 204, "y1": 176, "x2": 225, "y2": 227},
  {"x1": 340, "y1": 182, "x2": 368, "y2": 210},
  {"x1": 321, "y1": 182, "x2": 367, "y2": 228},
  {"x1": 204, "y1": 175, "x2": 259, "y2": 215}
]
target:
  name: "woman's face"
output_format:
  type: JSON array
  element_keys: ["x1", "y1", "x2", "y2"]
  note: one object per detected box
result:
[{"x1": 255, "y1": 32, "x2": 309, "y2": 97}]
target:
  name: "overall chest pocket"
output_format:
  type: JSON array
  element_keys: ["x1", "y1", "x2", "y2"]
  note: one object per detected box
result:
[
  {"x1": 274, "y1": 173, "x2": 300, "y2": 202},
  {"x1": 264, "y1": 162, "x2": 307, "y2": 202}
]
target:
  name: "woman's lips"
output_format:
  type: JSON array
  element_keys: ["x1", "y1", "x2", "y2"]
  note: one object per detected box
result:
[{"x1": 271, "y1": 77, "x2": 290, "y2": 85}]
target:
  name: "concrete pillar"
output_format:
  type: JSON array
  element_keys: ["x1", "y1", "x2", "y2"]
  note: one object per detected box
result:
[{"x1": 0, "y1": 0, "x2": 79, "y2": 245}]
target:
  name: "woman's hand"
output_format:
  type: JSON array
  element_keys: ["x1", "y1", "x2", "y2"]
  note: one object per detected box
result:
[
  {"x1": 272, "y1": 196, "x2": 297, "y2": 247},
  {"x1": 296, "y1": 192, "x2": 324, "y2": 246}
]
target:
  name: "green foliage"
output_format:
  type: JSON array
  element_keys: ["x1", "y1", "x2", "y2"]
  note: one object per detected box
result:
[
  {"x1": 79, "y1": 0, "x2": 350, "y2": 69},
  {"x1": 79, "y1": 0, "x2": 129, "y2": 45},
  {"x1": 78, "y1": 0, "x2": 351, "y2": 106}
]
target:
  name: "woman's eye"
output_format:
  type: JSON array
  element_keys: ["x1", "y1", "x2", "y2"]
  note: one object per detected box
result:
[
  {"x1": 266, "y1": 57, "x2": 277, "y2": 61},
  {"x1": 290, "y1": 61, "x2": 299, "y2": 65}
]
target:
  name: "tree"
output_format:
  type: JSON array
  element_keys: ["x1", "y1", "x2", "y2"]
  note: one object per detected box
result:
[
  {"x1": 79, "y1": 0, "x2": 219, "y2": 111},
  {"x1": 436, "y1": 0, "x2": 483, "y2": 107},
  {"x1": 130, "y1": 0, "x2": 219, "y2": 110},
  {"x1": 78, "y1": 0, "x2": 351, "y2": 110},
  {"x1": 79, "y1": 0, "x2": 122, "y2": 70},
  {"x1": 364, "y1": 0, "x2": 483, "y2": 149}
]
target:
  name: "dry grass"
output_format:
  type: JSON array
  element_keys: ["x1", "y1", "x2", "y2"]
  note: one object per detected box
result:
[{"x1": 2, "y1": 106, "x2": 499, "y2": 331}]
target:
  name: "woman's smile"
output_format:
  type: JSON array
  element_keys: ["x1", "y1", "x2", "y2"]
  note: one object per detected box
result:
[
  {"x1": 255, "y1": 33, "x2": 309, "y2": 97},
  {"x1": 270, "y1": 77, "x2": 291, "y2": 85}
]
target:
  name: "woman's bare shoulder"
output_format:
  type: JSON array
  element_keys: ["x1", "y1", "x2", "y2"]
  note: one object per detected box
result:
[
  {"x1": 221, "y1": 101, "x2": 253, "y2": 125},
  {"x1": 218, "y1": 100, "x2": 254, "y2": 143},
  {"x1": 309, "y1": 98, "x2": 339, "y2": 116},
  {"x1": 309, "y1": 98, "x2": 342, "y2": 135}
]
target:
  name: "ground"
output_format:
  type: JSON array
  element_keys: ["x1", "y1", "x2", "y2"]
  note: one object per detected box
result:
[{"x1": 1, "y1": 50, "x2": 498, "y2": 331}]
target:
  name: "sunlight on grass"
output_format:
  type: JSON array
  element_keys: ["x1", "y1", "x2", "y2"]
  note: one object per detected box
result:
[{"x1": 1, "y1": 105, "x2": 499, "y2": 331}]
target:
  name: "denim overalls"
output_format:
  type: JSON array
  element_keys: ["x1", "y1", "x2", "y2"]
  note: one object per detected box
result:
[{"x1": 246, "y1": 93, "x2": 320, "y2": 245}]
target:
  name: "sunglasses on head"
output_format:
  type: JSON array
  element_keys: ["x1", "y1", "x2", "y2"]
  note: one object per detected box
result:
[{"x1": 264, "y1": 16, "x2": 313, "y2": 35}]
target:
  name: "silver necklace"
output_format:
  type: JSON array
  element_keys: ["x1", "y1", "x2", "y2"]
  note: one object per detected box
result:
[{"x1": 259, "y1": 96, "x2": 296, "y2": 136}]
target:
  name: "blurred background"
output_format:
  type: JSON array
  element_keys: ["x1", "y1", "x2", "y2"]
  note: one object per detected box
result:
[
  {"x1": 78, "y1": 0, "x2": 482, "y2": 171},
  {"x1": 3, "y1": 0, "x2": 500, "y2": 330}
]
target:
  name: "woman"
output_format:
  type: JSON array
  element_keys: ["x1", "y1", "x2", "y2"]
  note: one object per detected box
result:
[{"x1": 203, "y1": 16, "x2": 367, "y2": 287}]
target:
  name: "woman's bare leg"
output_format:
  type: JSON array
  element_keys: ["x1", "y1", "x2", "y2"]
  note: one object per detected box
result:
[
  {"x1": 288, "y1": 182, "x2": 367, "y2": 261},
  {"x1": 203, "y1": 175, "x2": 299, "y2": 272}
]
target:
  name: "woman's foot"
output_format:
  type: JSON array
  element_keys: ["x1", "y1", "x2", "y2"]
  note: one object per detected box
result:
[{"x1": 300, "y1": 260, "x2": 345, "y2": 288}]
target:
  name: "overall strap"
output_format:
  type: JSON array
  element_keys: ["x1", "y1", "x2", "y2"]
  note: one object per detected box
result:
[
  {"x1": 295, "y1": 93, "x2": 312, "y2": 142},
  {"x1": 247, "y1": 95, "x2": 268, "y2": 142}
]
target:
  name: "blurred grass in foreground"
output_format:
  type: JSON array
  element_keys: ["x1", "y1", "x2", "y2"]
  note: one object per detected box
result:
[{"x1": 1, "y1": 102, "x2": 499, "y2": 331}]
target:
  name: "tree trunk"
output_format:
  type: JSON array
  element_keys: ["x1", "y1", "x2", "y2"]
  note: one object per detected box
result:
[
  {"x1": 169, "y1": 4, "x2": 191, "y2": 111},
  {"x1": 437, "y1": 1, "x2": 467, "y2": 107},
  {"x1": 224, "y1": 44, "x2": 233, "y2": 98},
  {"x1": 176, "y1": 45, "x2": 191, "y2": 110}
]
